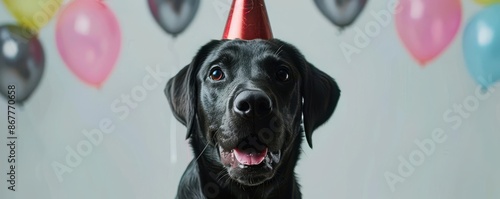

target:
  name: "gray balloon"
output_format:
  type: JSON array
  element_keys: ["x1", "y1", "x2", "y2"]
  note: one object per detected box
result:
[
  {"x1": 0, "y1": 24, "x2": 45, "y2": 104},
  {"x1": 148, "y1": 0, "x2": 200, "y2": 36},
  {"x1": 314, "y1": 0, "x2": 367, "y2": 28}
]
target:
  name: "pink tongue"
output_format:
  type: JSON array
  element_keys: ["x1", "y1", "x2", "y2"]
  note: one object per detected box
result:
[{"x1": 233, "y1": 148, "x2": 268, "y2": 165}]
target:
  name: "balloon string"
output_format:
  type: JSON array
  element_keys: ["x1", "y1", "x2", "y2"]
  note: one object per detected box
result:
[
  {"x1": 336, "y1": 27, "x2": 345, "y2": 36},
  {"x1": 167, "y1": 38, "x2": 180, "y2": 72},
  {"x1": 166, "y1": 37, "x2": 179, "y2": 165}
]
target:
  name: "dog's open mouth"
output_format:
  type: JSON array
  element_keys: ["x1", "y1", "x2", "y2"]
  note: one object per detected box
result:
[
  {"x1": 216, "y1": 134, "x2": 283, "y2": 186},
  {"x1": 234, "y1": 147, "x2": 268, "y2": 165},
  {"x1": 218, "y1": 137, "x2": 281, "y2": 169},
  {"x1": 218, "y1": 141, "x2": 282, "y2": 186}
]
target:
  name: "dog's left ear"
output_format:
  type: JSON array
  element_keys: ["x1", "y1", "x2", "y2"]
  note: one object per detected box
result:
[
  {"x1": 165, "y1": 40, "x2": 221, "y2": 139},
  {"x1": 301, "y1": 62, "x2": 341, "y2": 148}
]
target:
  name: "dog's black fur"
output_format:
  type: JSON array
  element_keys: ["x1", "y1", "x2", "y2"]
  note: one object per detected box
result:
[{"x1": 165, "y1": 39, "x2": 340, "y2": 199}]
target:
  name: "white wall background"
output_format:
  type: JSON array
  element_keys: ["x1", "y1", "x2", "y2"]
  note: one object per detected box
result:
[{"x1": 1, "y1": 0, "x2": 499, "y2": 198}]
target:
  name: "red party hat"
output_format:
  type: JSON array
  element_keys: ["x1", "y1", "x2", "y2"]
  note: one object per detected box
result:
[{"x1": 222, "y1": 0, "x2": 273, "y2": 40}]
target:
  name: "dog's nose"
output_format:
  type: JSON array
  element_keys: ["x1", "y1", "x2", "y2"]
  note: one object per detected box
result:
[{"x1": 233, "y1": 90, "x2": 272, "y2": 118}]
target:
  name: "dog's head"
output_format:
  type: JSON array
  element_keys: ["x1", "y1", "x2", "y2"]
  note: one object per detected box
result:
[{"x1": 166, "y1": 39, "x2": 340, "y2": 186}]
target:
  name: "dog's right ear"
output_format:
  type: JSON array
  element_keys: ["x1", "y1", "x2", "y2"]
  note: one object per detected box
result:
[{"x1": 165, "y1": 40, "x2": 222, "y2": 139}]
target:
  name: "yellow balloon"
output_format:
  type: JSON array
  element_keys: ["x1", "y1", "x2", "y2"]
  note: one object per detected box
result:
[
  {"x1": 2, "y1": 0, "x2": 63, "y2": 32},
  {"x1": 475, "y1": 0, "x2": 500, "y2": 5}
]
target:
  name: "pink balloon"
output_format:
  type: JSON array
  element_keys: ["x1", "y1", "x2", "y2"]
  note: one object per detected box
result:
[
  {"x1": 395, "y1": 0, "x2": 461, "y2": 66},
  {"x1": 56, "y1": 0, "x2": 121, "y2": 87}
]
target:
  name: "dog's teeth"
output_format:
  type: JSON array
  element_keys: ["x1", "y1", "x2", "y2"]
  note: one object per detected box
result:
[
  {"x1": 238, "y1": 164, "x2": 248, "y2": 169},
  {"x1": 271, "y1": 151, "x2": 281, "y2": 163},
  {"x1": 265, "y1": 161, "x2": 272, "y2": 169}
]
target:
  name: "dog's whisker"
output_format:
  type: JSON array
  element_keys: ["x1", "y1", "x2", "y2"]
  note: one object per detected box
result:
[
  {"x1": 193, "y1": 143, "x2": 210, "y2": 163},
  {"x1": 216, "y1": 173, "x2": 224, "y2": 182},
  {"x1": 274, "y1": 44, "x2": 284, "y2": 56},
  {"x1": 218, "y1": 173, "x2": 230, "y2": 185},
  {"x1": 216, "y1": 170, "x2": 227, "y2": 181},
  {"x1": 194, "y1": 130, "x2": 220, "y2": 163}
]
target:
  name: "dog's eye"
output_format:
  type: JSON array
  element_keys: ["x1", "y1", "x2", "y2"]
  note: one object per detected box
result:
[
  {"x1": 276, "y1": 68, "x2": 290, "y2": 82},
  {"x1": 209, "y1": 67, "x2": 225, "y2": 81}
]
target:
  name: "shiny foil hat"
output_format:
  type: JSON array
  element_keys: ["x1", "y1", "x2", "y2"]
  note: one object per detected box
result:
[{"x1": 222, "y1": 0, "x2": 273, "y2": 40}]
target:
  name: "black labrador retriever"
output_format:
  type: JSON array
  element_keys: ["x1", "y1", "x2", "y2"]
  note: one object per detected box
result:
[{"x1": 165, "y1": 39, "x2": 340, "y2": 199}]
